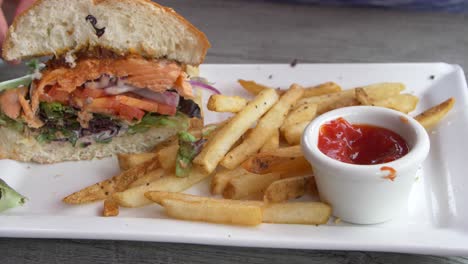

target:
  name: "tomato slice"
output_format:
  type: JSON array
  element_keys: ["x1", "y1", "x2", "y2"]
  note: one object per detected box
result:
[
  {"x1": 86, "y1": 96, "x2": 146, "y2": 121},
  {"x1": 118, "y1": 104, "x2": 145, "y2": 121},
  {"x1": 157, "y1": 103, "x2": 177, "y2": 116},
  {"x1": 73, "y1": 87, "x2": 107, "y2": 99},
  {"x1": 43, "y1": 86, "x2": 70, "y2": 104},
  {"x1": 86, "y1": 97, "x2": 120, "y2": 115},
  {"x1": 42, "y1": 86, "x2": 176, "y2": 122},
  {"x1": 115, "y1": 95, "x2": 159, "y2": 112}
]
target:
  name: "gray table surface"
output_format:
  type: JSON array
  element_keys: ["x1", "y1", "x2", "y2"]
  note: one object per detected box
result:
[{"x1": 1, "y1": 0, "x2": 468, "y2": 263}]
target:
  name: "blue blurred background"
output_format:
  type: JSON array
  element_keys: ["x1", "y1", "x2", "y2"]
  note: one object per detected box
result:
[{"x1": 277, "y1": 0, "x2": 468, "y2": 12}]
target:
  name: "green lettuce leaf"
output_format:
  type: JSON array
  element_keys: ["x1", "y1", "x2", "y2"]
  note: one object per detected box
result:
[
  {"x1": 128, "y1": 112, "x2": 189, "y2": 134},
  {"x1": 0, "y1": 112, "x2": 24, "y2": 132},
  {"x1": 175, "y1": 131, "x2": 206, "y2": 177},
  {"x1": 40, "y1": 102, "x2": 76, "y2": 120}
]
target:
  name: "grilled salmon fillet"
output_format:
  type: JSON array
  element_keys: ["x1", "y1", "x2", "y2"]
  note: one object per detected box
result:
[{"x1": 31, "y1": 56, "x2": 193, "y2": 115}]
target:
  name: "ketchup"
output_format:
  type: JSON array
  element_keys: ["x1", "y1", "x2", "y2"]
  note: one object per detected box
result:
[{"x1": 318, "y1": 117, "x2": 409, "y2": 165}]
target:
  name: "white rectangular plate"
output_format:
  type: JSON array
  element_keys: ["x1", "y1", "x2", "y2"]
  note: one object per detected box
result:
[{"x1": 0, "y1": 63, "x2": 467, "y2": 255}]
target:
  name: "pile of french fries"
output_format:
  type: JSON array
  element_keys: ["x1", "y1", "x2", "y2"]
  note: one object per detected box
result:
[{"x1": 63, "y1": 79, "x2": 455, "y2": 226}]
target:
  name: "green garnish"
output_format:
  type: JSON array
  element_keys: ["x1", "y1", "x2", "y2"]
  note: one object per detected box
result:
[
  {"x1": 0, "y1": 178, "x2": 27, "y2": 212},
  {"x1": 36, "y1": 128, "x2": 79, "y2": 146},
  {"x1": 0, "y1": 112, "x2": 24, "y2": 132},
  {"x1": 175, "y1": 131, "x2": 206, "y2": 177},
  {"x1": 128, "y1": 113, "x2": 189, "y2": 134},
  {"x1": 40, "y1": 102, "x2": 76, "y2": 120}
]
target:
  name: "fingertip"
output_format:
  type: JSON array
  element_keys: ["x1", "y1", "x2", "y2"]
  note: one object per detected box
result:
[
  {"x1": 15, "y1": 0, "x2": 36, "y2": 17},
  {"x1": 0, "y1": 8, "x2": 7, "y2": 45}
]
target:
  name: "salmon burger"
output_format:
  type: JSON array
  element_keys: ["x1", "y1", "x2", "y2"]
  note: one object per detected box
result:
[{"x1": 0, "y1": 0, "x2": 210, "y2": 163}]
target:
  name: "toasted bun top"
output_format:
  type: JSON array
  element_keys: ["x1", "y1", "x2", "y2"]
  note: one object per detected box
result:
[{"x1": 2, "y1": 0, "x2": 210, "y2": 65}]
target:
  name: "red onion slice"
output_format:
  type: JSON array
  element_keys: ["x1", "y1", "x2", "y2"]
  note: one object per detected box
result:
[
  {"x1": 133, "y1": 89, "x2": 180, "y2": 107},
  {"x1": 189, "y1": 80, "x2": 221, "y2": 94}
]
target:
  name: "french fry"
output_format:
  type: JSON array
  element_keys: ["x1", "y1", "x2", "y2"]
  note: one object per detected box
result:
[
  {"x1": 283, "y1": 121, "x2": 309, "y2": 145},
  {"x1": 223, "y1": 172, "x2": 281, "y2": 200},
  {"x1": 263, "y1": 176, "x2": 315, "y2": 203},
  {"x1": 117, "y1": 152, "x2": 157, "y2": 171},
  {"x1": 297, "y1": 82, "x2": 405, "y2": 114},
  {"x1": 145, "y1": 192, "x2": 263, "y2": 226},
  {"x1": 242, "y1": 146, "x2": 311, "y2": 175},
  {"x1": 156, "y1": 144, "x2": 179, "y2": 172},
  {"x1": 207, "y1": 95, "x2": 249, "y2": 113},
  {"x1": 211, "y1": 167, "x2": 248, "y2": 195},
  {"x1": 128, "y1": 169, "x2": 166, "y2": 188},
  {"x1": 145, "y1": 191, "x2": 263, "y2": 206},
  {"x1": 238, "y1": 80, "x2": 341, "y2": 98},
  {"x1": 260, "y1": 129, "x2": 280, "y2": 153},
  {"x1": 238, "y1": 79, "x2": 272, "y2": 95},
  {"x1": 221, "y1": 84, "x2": 304, "y2": 169},
  {"x1": 102, "y1": 199, "x2": 119, "y2": 217},
  {"x1": 160, "y1": 199, "x2": 263, "y2": 226},
  {"x1": 355, "y1": 88, "x2": 372, "y2": 105},
  {"x1": 262, "y1": 202, "x2": 331, "y2": 225},
  {"x1": 303, "y1": 82, "x2": 342, "y2": 98},
  {"x1": 152, "y1": 123, "x2": 207, "y2": 154},
  {"x1": 280, "y1": 170, "x2": 314, "y2": 179},
  {"x1": 146, "y1": 191, "x2": 216, "y2": 204},
  {"x1": 113, "y1": 168, "x2": 211, "y2": 208},
  {"x1": 146, "y1": 192, "x2": 328, "y2": 226},
  {"x1": 194, "y1": 88, "x2": 279, "y2": 174},
  {"x1": 355, "y1": 87, "x2": 418, "y2": 113},
  {"x1": 372, "y1": 94, "x2": 419, "y2": 113},
  {"x1": 361, "y1": 82, "x2": 405, "y2": 98},
  {"x1": 63, "y1": 157, "x2": 161, "y2": 204},
  {"x1": 281, "y1": 103, "x2": 317, "y2": 131},
  {"x1": 415, "y1": 97, "x2": 455, "y2": 129}
]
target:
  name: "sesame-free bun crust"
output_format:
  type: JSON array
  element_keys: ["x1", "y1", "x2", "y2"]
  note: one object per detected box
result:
[
  {"x1": 2, "y1": 0, "x2": 210, "y2": 65},
  {"x1": 0, "y1": 125, "x2": 179, "y2": 164}
]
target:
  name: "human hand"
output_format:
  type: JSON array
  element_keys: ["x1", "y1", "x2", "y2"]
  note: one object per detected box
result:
[{"x1": 0, "y1": 0, "x2": 35, "y2": 53}]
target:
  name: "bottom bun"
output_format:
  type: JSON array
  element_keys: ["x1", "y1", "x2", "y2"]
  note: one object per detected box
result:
[{"x1": 0, "y1": 126, "x2": 181, "y2": 164}]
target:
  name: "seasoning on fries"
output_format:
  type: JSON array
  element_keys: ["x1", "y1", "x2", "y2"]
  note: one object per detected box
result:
[
  {"x1": 415, "y1": 97, "x2": 455, "y2": 129},
  {"x1": 113, "y1": 167, "x2": 211, "y2": 208},
  {"x1": 194, "y1": 88, "x2": 279, "y2": 174},
  {"x1": 117, "y1": 153, "x2": 157, "y2": 171},
  {"x1": 221, "y1": 84, "x2": 304, "y2": 169},
  {"x1": 63, "y1": 157, "x2": 161, "y2": 204},
  {"x1": 63, "y1": 77, "x2": 455, "y2": 228},
  {"x1": 241, "y1": 146, "x2": 311, "y2": 175}
]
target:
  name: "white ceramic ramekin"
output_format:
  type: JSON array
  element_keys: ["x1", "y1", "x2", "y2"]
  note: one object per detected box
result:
[{"x1": 301, "y1": 106, "x2": 430, "y2": 224}]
